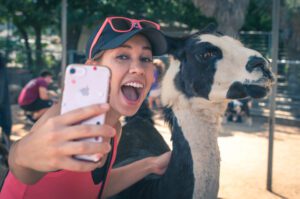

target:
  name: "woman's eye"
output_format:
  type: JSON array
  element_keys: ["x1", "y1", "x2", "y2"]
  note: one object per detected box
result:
[
  {"x1": 116, "y1": 55, "x2": 129, "y2": 60},
  {"x1": 141, "y1": 57, "x2": 153, "y2": 63}
]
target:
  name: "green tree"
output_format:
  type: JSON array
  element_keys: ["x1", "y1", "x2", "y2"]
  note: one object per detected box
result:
[
  {"x1": 66, "y1": 0, "x2": 214, "y2": 52},
  {"x1": 1, "y1": 0, "x2": 213, "y2": 72},
  {"x1": 0, "y1": 0, "x2": 60, "y2": 73},
  {"x1": 242, "y1": 0, "x2": 272, "y2": 31}
]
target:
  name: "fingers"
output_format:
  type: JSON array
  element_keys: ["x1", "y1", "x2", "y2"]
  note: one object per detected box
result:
[
  {"x1": 59, "y1": 140, "x2": 112, "y2": 156},
  {"x1": 57, "y1": 104, "x2": 110, "y2": 126},
  {"x1": 59, "y1": 124, "x2": 116, "y2": 141},
  {"x1": 59, "y1": 157, "x2": 102, "y2": 172},
  {"x1": 55, "y1": 141, "x2": 110, "y2": 172}
]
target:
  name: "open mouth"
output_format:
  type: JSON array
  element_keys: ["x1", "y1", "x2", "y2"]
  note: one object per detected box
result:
[
  {"x1": 243, "y1": 78, "x2": 273, "y2": 98},
  {"x1": 226, "y1": 78, "x2": 273, "y2": 99},
  {"x1": 244, "y1": 84, "x2": 270, "y2": 99},
  {"x1": 244, "y1": 77, "x2": 273, "y2": 88},
  {"x1": 121, "y1": 82, "x2": 144, "y2": 102}
]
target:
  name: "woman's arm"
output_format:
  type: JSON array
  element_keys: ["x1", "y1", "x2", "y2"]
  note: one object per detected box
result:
[
  {"x1": 102, "y1": 151, "x2": 171, "y2": 198},
  {"x1": 8, "y1": 103, "x2": 116, "y2": 184}
]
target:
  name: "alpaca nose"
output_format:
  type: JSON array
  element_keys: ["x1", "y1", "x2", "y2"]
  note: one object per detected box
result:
[{"x1": 246, "y1": 56, "x2": 274, "y2": 81}]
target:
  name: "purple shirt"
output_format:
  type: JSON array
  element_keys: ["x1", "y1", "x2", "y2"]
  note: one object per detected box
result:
[
  {"x1": 150, "y1": 69, "x2": 159, "y2": 90},
  {"x1": 18, "y1": 77, "x2": 48, "y2": 106}
]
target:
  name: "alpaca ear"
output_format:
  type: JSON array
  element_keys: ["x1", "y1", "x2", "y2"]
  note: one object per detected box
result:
[
  {"x1": 199, "y1": 23, "x2": 218, "y2": 34},
  {"x1": 196, "y1": 23, "x2": 223, "y2": 36},
  {"x1": 191, "y1": 23, "x2": 223, "y2": 39},
  {"x1": 165, "y1": 35, "x2": 186, "y2": 60}
]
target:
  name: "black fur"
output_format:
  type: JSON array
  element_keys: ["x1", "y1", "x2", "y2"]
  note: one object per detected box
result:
[
  {"x1": 246, "y1": 56, "x2": 273, "y2": 80},
  {"x1": 170, "y1": 37, "x2": 223, "y2": 99},
  {"x1": 124, "y1": 100, "x2": 154, "y2": 125},
  {"x1": 115, "y1": 100, "x2": 170, "y2": 168},
  {"x1": 226, "y1": 81, "x2": 270, "y2": 100},
  {"x1": 226, "y1": 82, "x2": 248, "y2": 99},
  {"x1": 112, "y1": 110, "x2": 194, "y2": 199}
]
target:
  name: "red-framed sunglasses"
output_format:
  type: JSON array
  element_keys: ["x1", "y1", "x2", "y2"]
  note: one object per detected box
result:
[{"x1": 88, "y1": 16, "x2": 160, "y2": 59}]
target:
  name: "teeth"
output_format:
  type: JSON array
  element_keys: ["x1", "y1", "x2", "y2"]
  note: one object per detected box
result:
[{"x1": 124, "y1": 82, "x2": 144, "y2": 88}]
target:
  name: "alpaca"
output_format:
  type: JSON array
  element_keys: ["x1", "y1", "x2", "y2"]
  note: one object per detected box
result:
[{"x1": 112, "y1": 27, "x2": 274, "y2": 199}]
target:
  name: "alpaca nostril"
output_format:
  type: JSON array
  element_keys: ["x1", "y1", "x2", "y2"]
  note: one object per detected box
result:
[{"x1": 246, "y1": 56, "x2": 267, "y2": 73}]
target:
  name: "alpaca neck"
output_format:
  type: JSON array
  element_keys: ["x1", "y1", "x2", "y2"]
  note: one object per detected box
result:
[{"x1": 172, "y1": 96, "x2": 227, "y2": 199}]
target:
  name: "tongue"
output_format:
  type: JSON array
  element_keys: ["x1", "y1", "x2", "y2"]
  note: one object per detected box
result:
[{"x1": 122, "y1": 86, "x2": 139, "y2": 101}]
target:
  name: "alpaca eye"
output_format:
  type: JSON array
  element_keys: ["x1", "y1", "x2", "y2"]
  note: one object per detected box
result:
[{"x1": 195, "y1": 51, "x2": 215, "y2": 62}]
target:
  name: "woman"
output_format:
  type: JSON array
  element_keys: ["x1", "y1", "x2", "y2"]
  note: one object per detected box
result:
[{"x1": 1, "y1": 16, "x2": 171, "y2": 199}]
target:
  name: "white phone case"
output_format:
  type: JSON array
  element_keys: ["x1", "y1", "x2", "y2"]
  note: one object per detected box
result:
[{"x1": 61, "y1": 64, "x2": 111, "y2": 162}]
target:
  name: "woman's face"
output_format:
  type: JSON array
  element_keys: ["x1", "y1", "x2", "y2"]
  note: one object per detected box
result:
[{"x1": 89, "y1": 34, "x2": 155, "y2": 118}]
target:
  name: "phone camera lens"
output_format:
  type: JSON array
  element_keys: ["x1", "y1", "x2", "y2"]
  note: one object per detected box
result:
[{"x1": 70, "y1": 68, "x2": 76, "y2": 74}]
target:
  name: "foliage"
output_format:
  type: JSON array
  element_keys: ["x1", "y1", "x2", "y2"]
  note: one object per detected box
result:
[
  {"x1": 1, "y1": 0, "x2": 284, "y2": 74},
  {"x1": 285, "y1": 0, "x2": 300, "y2": 10},
  {"x1": 242, "y1": 0, "x2": 272, "y2": 31},
  {"x1": 66, "y1": 0, "x2": 215, "y2": 35},
  {"x1": 0, "y1": 0, "x2": 61, "y2": 74},
  {"x1": 1, "y1": 0, "x2": 215, "y2": 74}
]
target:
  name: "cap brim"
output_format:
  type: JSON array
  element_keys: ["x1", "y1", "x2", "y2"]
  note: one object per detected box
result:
[{"x1": 100, "y1": 28, "x2": 167, "y2": 56}]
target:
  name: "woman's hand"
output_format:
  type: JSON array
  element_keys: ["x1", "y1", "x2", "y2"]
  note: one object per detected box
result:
[
  {"x1": 102, "y1": 151, "x2": 171, "y2": 197},
  {"x1": 149, "y1": 151, "x2": 171, "y2": 175},
  {"x1": 10, "y1": 103, "x2": 116, "y2": 174}
]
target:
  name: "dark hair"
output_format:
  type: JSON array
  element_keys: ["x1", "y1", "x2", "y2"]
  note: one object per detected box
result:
[{"x1": 40, "y1": 70, "x2": 53, "y2": 77}]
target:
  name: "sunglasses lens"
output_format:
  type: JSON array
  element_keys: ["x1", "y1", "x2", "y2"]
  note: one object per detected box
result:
[
  {"x1": 111, "y1": 18, "x2": 132, "y2": 31},
  {"x1": 140, "y1": 21, "x2": 159, "y2": 29}
]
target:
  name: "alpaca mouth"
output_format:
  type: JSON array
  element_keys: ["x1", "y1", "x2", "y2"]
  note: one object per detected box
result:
[
  {"x1": 243, "y1": 77, "x2": 273, "y2": 98},
  {"x1": 243, "y1": 84, "x2": 270, "y2": 99},
  {"x1": 244, "y1": 77, "x2": 274, "y2": 88},
  {"x1": 226, "y1": 78, "x2": 273, "y2": 99},
  {"x1": 121, "y1": 82, "x2": 144, "y2": 101}
]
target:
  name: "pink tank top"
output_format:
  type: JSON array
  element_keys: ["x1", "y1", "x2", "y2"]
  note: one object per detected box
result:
[{"x1": 0, "y1": 136, "x2": 118, "y2": 199}]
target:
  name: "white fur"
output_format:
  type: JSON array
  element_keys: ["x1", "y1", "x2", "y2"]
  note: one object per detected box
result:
[
  {"x1": 198, "y1": 35, "x2": 265, "y2": 101},
  {"x1": 174, "y1": 96, "x2": 227, "y2": 199},
  {"x1": 161, "y1": 58, "x2": 182, "y2": 107}
]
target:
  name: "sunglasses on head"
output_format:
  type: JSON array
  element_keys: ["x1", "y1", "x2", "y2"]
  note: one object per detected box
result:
[{"x1": 89, "y1": 16, "x2": 160, "y2": 59}]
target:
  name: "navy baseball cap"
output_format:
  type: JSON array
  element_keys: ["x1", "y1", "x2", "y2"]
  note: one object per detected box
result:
[{"x1": 86, "y1": 17, "x2": 168, "y2": 59}]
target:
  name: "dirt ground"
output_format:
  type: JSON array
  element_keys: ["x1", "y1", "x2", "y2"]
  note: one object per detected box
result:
[
  {"x1": 10, "y1": 105, "x2": 300, "y2": 199},
  {"x1": 218, "y1": 122, "x2": 300, "y2": 199},
  {"x1": 155, "y1": 115, "x2": 300, "y2": 199}
]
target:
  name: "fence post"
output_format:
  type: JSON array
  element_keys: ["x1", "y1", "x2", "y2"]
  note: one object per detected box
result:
[
  {"x1": 61, "y1": 0, "x2": 68, "y2": 84},
  {"x1": 267, "y1": 0, "x2": 280, "y2": 191}
]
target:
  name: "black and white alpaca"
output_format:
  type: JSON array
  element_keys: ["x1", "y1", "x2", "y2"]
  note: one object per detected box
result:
[{"x1": 112, "y1": 27, "x2": 274, "y2": 199}]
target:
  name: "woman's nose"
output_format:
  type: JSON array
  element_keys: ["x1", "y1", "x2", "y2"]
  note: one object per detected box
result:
[{"x1": 129, "y1": 61, "x2": 145, "y2": 75}]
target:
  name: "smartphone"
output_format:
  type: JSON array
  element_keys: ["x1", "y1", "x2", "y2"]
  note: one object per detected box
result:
[{"x1": 61, "y1": 64, "x2": 111, "y2": 162}]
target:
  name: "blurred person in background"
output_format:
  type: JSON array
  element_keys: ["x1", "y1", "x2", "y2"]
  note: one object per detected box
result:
[
  {"x1": 148, "y1": 58, "x2": 165, "y2": 110},
  {"x1": 18, "y1": 70, "x2": 56, "y2": 122},
  {"x1": 0, "y1": 53, "x2": 12, "y2": 148}
]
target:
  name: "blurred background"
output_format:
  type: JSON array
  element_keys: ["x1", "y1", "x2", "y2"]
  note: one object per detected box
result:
[
  {"x1": 0, "y1": 0, "x2": 299, "y2": 198},
  {"x1": 0, "y1": 0, "x2": 299, "y2": 125}
]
